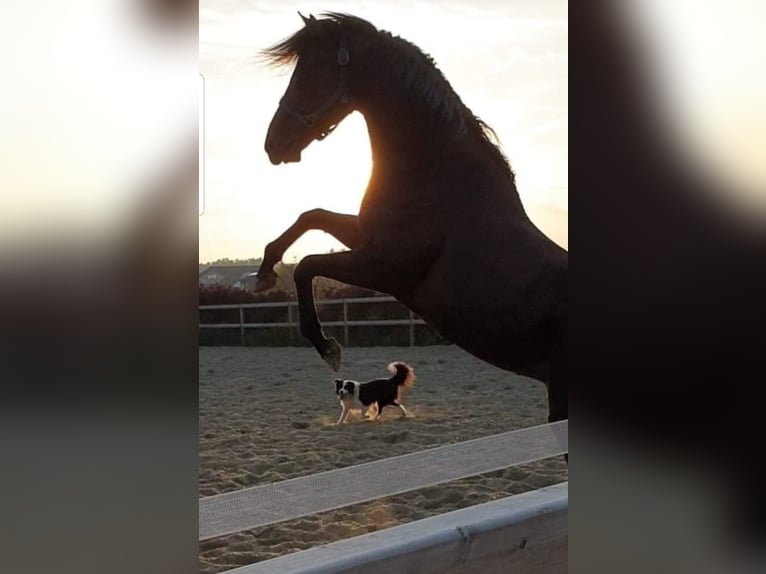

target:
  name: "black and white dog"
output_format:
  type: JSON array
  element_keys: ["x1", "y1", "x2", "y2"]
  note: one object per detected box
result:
[{"x1": 334, "y1": 362, "x2": 416, "y2": 425}]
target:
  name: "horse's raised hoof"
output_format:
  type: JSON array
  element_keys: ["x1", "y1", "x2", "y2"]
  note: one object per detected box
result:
[
  {"x1": 253, "y1": 270, "x2": 278, "y2": 292},
  {"x1": 319, "y1": 337, "x2": 342, "y2": 372}
]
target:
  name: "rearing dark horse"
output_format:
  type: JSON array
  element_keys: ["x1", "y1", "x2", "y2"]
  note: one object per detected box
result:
[{"x1": 257, "y1": 13, "x2": 567, "y2": 424}]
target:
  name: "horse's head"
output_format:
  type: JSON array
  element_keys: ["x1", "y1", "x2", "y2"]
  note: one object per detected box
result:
[{"x1": 264, "y1": 13, "x2": 355, "y2": 165}]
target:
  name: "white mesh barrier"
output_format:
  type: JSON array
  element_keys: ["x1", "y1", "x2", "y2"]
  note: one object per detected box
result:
[{"x1": 200, "y1": 420, "x2": 567, "y2": 541}]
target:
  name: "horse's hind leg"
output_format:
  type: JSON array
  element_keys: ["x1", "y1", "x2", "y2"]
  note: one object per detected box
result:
[
  {"x1": 254, "y1": 209, "x2": 361, "y2": 291},
  {"x1": 547, "y1": 336, "x2": 568, "y2": 463},
  {"x1": 547, "y1": 383, "x2": 568, "y2": 464},
  {"x1": 547, "y1": 379, "x2": 567, "y2": 424}
]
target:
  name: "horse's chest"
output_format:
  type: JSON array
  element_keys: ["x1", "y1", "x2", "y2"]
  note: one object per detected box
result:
[{"x1": 358, "y1": 188, "x2": 442, "y2": 247}]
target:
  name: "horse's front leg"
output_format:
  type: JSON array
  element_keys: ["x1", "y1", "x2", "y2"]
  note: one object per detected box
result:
[
  {"x1": 254, "y1": 209, "x2": 362, "y2": 292},
  {"x1": 293, "y1": 249, "x2": 398, "y2": 371}
]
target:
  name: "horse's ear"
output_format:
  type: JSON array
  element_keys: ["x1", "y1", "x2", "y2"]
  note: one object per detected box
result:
[{"x1": 298, "y1": 12, "x2": 316, "y2": 26}]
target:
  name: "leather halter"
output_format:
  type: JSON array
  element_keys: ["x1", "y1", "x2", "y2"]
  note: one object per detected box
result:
[{"x1": 278, "y1": 41, "x2": 350, "y2": 141}]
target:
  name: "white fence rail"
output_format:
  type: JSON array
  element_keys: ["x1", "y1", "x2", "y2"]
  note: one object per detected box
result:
[
  {"x1": 199, "y1": 296, "x2": 427, "y2": 346},
  {"x1": 201, "y1": 420, "x2": 568, "y2": 574}
]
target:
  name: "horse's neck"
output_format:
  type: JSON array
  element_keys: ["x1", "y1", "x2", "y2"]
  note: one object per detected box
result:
[
  {"x1": 352, "y1": 68, "x2": 527, "y2": 214},
  {"x1": 356, "y1": 94, "x2": 459, "y2": 177}
]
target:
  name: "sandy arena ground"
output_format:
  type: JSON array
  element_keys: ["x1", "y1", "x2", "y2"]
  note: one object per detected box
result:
[{"x1": 199, "y1": 345, "x2": 567, "y2": 573}]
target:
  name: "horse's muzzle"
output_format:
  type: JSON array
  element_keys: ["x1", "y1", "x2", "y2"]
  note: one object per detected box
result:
[{"x1": 265, "y1": 136, "x2": 302, "y2": 165}]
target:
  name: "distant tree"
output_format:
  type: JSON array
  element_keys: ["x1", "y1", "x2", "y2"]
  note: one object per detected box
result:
[{"x1": 201, "y1": 257, "x2": 263, "y2": 266}]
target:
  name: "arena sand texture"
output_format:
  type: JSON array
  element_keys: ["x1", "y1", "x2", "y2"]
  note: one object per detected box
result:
[{"x1": 199, "y1": 345, "x2": 567, "y2": 573}]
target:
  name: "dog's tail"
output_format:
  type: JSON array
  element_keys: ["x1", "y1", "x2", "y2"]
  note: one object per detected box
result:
[{"x1": 387, "y1": 362, "x2": 416, "y2": 388}]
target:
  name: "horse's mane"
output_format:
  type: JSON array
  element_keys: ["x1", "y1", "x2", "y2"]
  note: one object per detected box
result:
[{"x1": 261, "y1": 13, "x2": 514, "y2": 178}]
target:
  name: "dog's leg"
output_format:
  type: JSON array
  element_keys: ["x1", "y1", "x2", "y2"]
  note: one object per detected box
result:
[
  {"x1": 393, "y1": 400, "x2": 410, "y2": 418},
  {"x1": 335, "y1": 405, "x2": 348, "y2": 425}
]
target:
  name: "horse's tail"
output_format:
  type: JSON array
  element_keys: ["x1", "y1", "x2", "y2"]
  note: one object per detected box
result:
[{"x1": 388, "y1": 362, "x2": 416, "y2": 388}]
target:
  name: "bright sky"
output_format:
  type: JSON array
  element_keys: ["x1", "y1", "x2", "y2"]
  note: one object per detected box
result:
[
  {"x1": 0, "y1": 1, "x2": 196, "y2": 248},
  {"x1": 199, "y1": 0, "x2": 568, "y2": 263}
]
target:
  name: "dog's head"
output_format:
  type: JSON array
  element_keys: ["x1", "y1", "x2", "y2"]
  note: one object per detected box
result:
[{"x1": 334, "y1": 379, "x2": 356, "y2": 399}]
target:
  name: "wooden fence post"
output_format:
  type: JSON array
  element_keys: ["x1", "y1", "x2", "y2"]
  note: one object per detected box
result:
[
  {"x1": 343, "y1": 299, "x2": 349, "y2": 346},
  {"x1": 287, "y1": 303, "x2": 294, "y2": 345},
  {"x1": 239, "y1": 305, "x2": 245, "y2": 346}
]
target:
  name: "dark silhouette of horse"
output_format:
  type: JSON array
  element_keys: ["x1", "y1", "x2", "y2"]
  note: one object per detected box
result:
[{"x1": 256, "y1": 13, "x2": 567, "y2": 425}]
